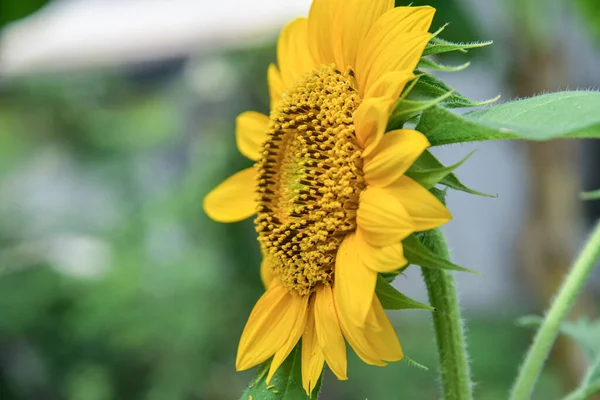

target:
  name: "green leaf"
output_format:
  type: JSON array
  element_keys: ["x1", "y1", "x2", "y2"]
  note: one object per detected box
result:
[
  {"x1": 417, "y1": 92, "x2": 600, "y2": 146},
  {"x1": 403, "y1": 235, "x2": 476, "y2": 273},
  {"x1": 241, "y1": 345, "x2": 321, "y2": 400},
  {"x1": 423, "y1": 37, "x2": 493, "y2": 56},
  {"x1": 376, "y1": 275, "x2": 434, "y2": 311},
  {"x1": 582, "y1": 190, "x2": 600, "y2": 201},
  {"x1": 407, "y1": 150, "x2": 495, "y2": 197}
]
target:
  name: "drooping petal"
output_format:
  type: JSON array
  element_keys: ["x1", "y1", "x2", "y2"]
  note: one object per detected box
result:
[
  {"x1": 353, "y1": 97, "x2": 394, "y2": 157},
  {"x1": 334, "y1": 233, "x2": 377, "y2": 327},
  {"x1": 335, "y1": 0, "x2": 394, "y2": 70},
  {"x1": 267, "y1": 294, "x2": 309, "y2": 383},
  {"x1": 277, "y1": 18, "x2": 317, "y2": 88},
  {"x1": 236, "y1": 283, "x2": 305, "y2": 370},
  {"x1": 236, "y1": 112, "x2": 269, "y2": 161},
  {"x1": 268, "y1": 64, "x2": 285, "y2": 107},
  {"x1": 203, "y1": 168, "x2": 257, "y2": 223},
  {"x1": 314, "y1": 285, "x2": 348, "y2": 380},
  {"x1": 355, "y1": 230, "x2": 408, "y2": 273},
  {"x1": 364, "y1": 296, "x2": 404, "y2": 361},
  {"x1": 386, "y1": 176, "x2": 452, "y2": 232},
  {"x1": 357, "y1": 187, "x2": 414, "y2": 246},
  {"x1": 363, "y1": 129, "x2": 430, "y2": 188},
  {"x1": 307, "y1": 0, "x2": 341, "y2": 65},
  {"x1": 364, "y1": 70, "x2": 415, "y2": 101},
  {"x1": 333, "y1": 289, "x2": 385, "y2": 366},
  {"x1": 356, "y1": 7, "x2": 435, "y2": 93},
  {"x1": 302, "y1": 301, "x2": 325, "y2": 396}
]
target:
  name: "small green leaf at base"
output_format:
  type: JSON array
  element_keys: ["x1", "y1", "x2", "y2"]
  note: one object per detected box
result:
[
  {"x1": 423, "y1": 37, "x2": 493, "y2": 56},
  {"x1": 376, "y1": 275, "x2": 434, "y2": 311},
  {"x1": 403, "y1": 235, "x2": 476, "y2": 273},
  {"x1": 241, "y1": 345, "x2": 322, "y2": 400},
  {"x1": 582, "y1": 190, "x2": 600, "y2": 200}
]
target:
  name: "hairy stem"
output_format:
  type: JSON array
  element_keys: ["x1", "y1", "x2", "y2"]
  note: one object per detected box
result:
[
  {"x1": 509, "y1": 221, "x2": 600, "y2": 400},
  {"x1": 421, "y1": 228, "x2": 473, "y2": 400}
]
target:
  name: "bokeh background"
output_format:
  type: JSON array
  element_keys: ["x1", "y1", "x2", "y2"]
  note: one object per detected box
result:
[{"x1": 0, "y1": 0, "x2": 599, "y2": 399}]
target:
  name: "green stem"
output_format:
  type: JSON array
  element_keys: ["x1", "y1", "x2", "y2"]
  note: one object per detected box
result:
[
  {"x1": 421, "y1": 228, "x2": 473, "y2": 400},
  {"x1": 509, "y1": 221, "x2": 600, "y2": 400}
]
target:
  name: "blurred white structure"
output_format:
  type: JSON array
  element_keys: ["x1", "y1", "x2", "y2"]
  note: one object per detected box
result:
[{"x1": 0, "y1": 0, "x2": 312, "y2": 75}]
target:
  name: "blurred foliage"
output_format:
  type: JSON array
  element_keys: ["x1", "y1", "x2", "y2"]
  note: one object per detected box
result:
[
  {"x1": 0, "y1": 0, "x2": 49, "y2": 27},
  {"x1": 397, "y1": 0, "x2": 478, "y2": 42},
  {"x1": 577, "y1": 0, "x2": 600, "y2": 42}
]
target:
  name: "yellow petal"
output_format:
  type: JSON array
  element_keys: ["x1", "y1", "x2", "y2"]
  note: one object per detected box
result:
[
  {"x1": 333, "y1": 288, "x2": 385, "y2": 366},
  {"x1": 314, "y1": 285, "x2": 348, "y2": 380},
  {"x1": 203, "y1": 168, "x2": 256, "y2": 223},
  {"x1": 364, "y1": 70, "x2": 415, "y2": 101},
  {"x1": 386, "y1": 176, "x2": 452, "y2": 231},
  {"x1": 364, "y1": 296, "x2": 404, "y2": 361},
  {"x1": 302, "y1": 301, "x2": 325, "y2": 396},
  {"x1": 236, "y1": 283, "x2": 305, "y2": 370},
  {"x1": 356, "y1": 7, "x2": 435, "y2": 91},
  {"x1": 334, "y1": 233, "x2": 377, "y2": 327},
  {"x1": 268, "y1": 64, "x2": 285, "y2": 107},
  {"x1": 356, "y1": 230, "x2": 407, "y2": 273},
  {"x1": 277, "y1": 18, "x2": 317, "y2": 89},
  {"x1": 353, "y1": 97, "x2": 394, "y2": 158},
  {"x1": 336, "y1": 0, "x2": 394, "y2": 70},
  {"x1": 363, "y1": 129, "x2": 430, "y2": 187},
  {"x1": 357, "y1": 187, "x2": 414, "y2": 246},
  {"x1": 307, "y1": 0, "x2": 341, "y2": 65},
  {"x1": 236, "y1": 112, "x2": 269, "y2": 161},
  {"x1": 267, "y1": 294, "x2": 309, "y2": 383}
]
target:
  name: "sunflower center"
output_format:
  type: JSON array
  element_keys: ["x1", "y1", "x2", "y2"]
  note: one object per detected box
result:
[{"x1": 255, "y1": 64, "x2": 365, "y2": 296}]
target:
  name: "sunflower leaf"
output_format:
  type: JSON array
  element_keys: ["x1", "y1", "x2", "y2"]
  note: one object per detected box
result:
[
  {"x1": 403, "y1": 234, "x2": 476, "y2": 273},
  {"x1": 417, "y1": 92, "x2": 600, "y2": 146},
  {"x1": 582, "y1": 190, "x2": 600, "y2": 201},
  {"x1": 376, "y1": 275, "x2": 434, "y2": 311},
  {"x1": 407, "y1": 150, "x2": 495, "y2": 197},
  {"x1": 241, "y1": 345, "x2": 321, "y2": 400},
  {"x1": 423, "y1": 37, "x2": 493, "y2": 56}
]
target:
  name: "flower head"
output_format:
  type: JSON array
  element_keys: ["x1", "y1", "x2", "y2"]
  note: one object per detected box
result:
[{"x1": 203, "y1": 0, "x2": 452, "y2": 395}]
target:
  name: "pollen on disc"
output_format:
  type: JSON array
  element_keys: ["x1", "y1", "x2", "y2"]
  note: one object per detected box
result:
[{"x1": 254, "y1": 64, "x2": 365, "y2": 296}]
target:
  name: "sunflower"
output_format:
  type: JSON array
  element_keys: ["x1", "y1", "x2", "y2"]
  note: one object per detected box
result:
[{"x1": 203, "y1": 0, "x2": 451, "y2": 395}]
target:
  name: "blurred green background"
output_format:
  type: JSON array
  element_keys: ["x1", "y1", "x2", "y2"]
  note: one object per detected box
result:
[{"x1": 0, "y1": 0, "x2": 599, "y2": 399}]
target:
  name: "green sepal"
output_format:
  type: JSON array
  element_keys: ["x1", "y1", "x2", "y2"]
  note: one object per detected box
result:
[
  {"x1": 409, "y1": 73, "x2": 501, "y2": 109},
  {"x1": 423, "y1": 37, "x2": 493, "y2": 57},
  {"x1": 380, "y1": 264, "x2": 409, "y2": 283},
  {"x1": 376, "y1": 274, "x2": 434, "y2": 311},
  {"x1": 403, "y1": 234, "x2": 476, "y2": 274},
  {"x1": 387, "y1": 91, "x2": 454, "y2": 131},
  {"x1": 241, "y1": 344, "x2": 322, "y2": 400},
  {"x1": 418, "y1": 57, "x2": 471, "y2": 72},
  {"x1": 582, "y1": 189, "x2": 600, "y2": 200},
  {"x1": 404, "y1": 355, "x2": 430, "y2": 371},
  {"x1": 407, "y1": 150, "x2": 496, "y2": 197},
  {"x1": 405, "y1": 151, "x2": 474, "y2": 189}
]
